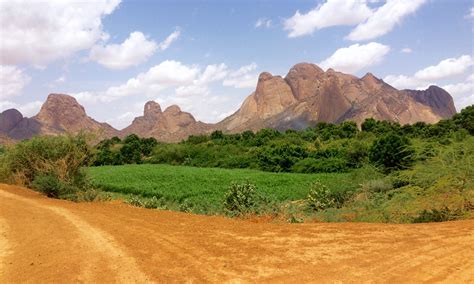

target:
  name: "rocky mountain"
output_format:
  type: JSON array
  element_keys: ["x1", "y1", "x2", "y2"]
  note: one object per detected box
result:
[
  {"x1": 218, "y1": 63, "x2": 456, "y2": 132},
  {"x1": 0, "y1": 94, "x2": 118, "y2": 141},
  {"x1": 0, "y1": 108, "x2": 41, "y2": 140},
  {"x1": 121, "y1": 101, "x2": 212, "y2": 142},
  {"x1": 33, "y1": 94, "x2": 118, "y2": 137},
  {"x1": 0, "y1": 63, "x2": 458, "y2": 143}
]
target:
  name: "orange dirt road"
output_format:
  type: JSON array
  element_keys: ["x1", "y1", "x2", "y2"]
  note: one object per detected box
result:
[{"x1": 1, "y1": 184, "x2": 473, "y2": 283}]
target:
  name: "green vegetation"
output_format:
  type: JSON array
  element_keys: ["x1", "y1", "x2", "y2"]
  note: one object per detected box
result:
[
  {"x1": 0, "y1": 105, "x2": 472, "y2": 223},
  {"x1": 0, "y1": 134, "x2": 105, "y2": 201},
  {"x1": 223, "y1": 181, "x2": 274, "y2": 216},
  {"x1": 88, "y1": 164, "x2": 357, "y2": 214}
]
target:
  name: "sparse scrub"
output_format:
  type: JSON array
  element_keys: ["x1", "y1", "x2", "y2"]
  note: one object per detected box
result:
[
  {"x1": 413, "y1": 207, "x2": 460, "y2": 223},
  {"x1": 307, "y1": 181, "x2": 335, "y2": 211},
  {"x1": 223, "y1": 182, "x2": 263, "y2": 216},
  {"x1": 0, "y1": 134, "x2": 98, "y2": 200}
]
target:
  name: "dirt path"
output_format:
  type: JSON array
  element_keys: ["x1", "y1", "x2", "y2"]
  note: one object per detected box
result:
[{"x1": 1, "y1": 184, "x2": 473, "y2": 283}]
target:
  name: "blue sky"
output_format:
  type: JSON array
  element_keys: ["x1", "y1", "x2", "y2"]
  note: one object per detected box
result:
[{"x1": 1, "y1": 0, "x2": 473, "y2": 129}]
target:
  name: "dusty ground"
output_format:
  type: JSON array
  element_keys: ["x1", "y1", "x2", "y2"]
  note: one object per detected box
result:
[{"x1": 1, "y1": 184, "x2": 473, "y2": 283}]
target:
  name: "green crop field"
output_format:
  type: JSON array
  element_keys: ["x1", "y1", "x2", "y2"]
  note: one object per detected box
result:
[{"x1": 88, "y1": 164, "x2": 359, "y2": 213}]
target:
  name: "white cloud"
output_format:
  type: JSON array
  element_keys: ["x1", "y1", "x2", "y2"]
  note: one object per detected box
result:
[
  {"x1": 284, "y1": 0, "x2": 372, "y2": 38},
  {"x1": 0, "y1": 100, "x2": 42, "y2": 117},
  {"x1": 383, "y1": 75, "x2": 429, "y2": 90},
  {"x1": 319, "y1": 42, "x2": 390, "y2": 74},
  {"x1": 0, "y1": 65, "x2": 31, "y2": 99},
  {"x1": 384, "y1": 55, "x2": 474, "y2": 110},
  {"x1": 284, "y1": 0, "x2": 426, "y2": 40},
  {"x1": 347, "y1": 0, "x2": 426, "y2": 41},
  {"x1": 401, "y1": 48, "x2": 412, "y2": 53},
  {"x1": 223, "y1": 63, "x2": 258, "y2": 88},
  {"x1": 197, "y1": 64, "x2": 229, "y2": 85},
  {"x1": 384, "y1": 55, "x2": 474, "y2": 90},
  {"x1": 0, "y1": 0, "x2": 121, "y2": 65},
  {"x1": 89, "y1": 31, "x2": 157, "y2": 70},
  {"x1": 71, "y1": 60, "x2": 199, "y2": 103},
  {"x1": 158, "y1": 29, "x2": 181, "y2": 51},
  {"x1": 255, "y1": 18, "x2": 272, "y2": 28},
  {"x1": 443, "y1": 82, "x2": 474, "y2": 110},
  {"x1": 105, "y1": 60, "x2": 200, "y2": 99},
  {"x1": 55, "y1": 76, "x2": 66, "y2": 84},
  {"x1": 414, "y1": 55, "x2": 473, "y2": 81},
  {"x1": 466, "y1": 7, "x2": 474, "y2": 19}
]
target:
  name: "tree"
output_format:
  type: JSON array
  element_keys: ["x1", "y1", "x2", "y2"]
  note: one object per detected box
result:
[
  {"x1": 257, "y1": 142, "x2": 307, "y2": 172},
  {"x1": 210, "y1": 130, "x2": 224, "y2": 140},
  {"x1": 369, "y1": 132, "x2": 414, "y2": 172}
]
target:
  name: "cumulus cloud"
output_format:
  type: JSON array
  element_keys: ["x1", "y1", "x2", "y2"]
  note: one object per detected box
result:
[
  {"x1": 401, "y1": 48, "x2": 412, "y2": 53},
  {"x1": 284, "y1": 0, "x2": 426, "y2": 40},
  {"x1": 414, "y1": 55, "x2": 473, "y2": 81},
  {"x1": 384, "y1": 55, "x2": 474, "y2": 89},
  {"x1": 443, "y1": 82, "x2": 474, "y2": 110},
  {"x1": 72, "y1": 61, "x2": 257, "y2": 104},
  {"x1": 223, "y1": 63, "x2": 258, "y2": 88},
  {"x1": 255, "y1": 18, "x2": 272, "y2": 28},
  {"x1": 0, "y1": 65, "x2": 31, "y2": 99},
  {"x1": 0, "y1": 100, "x2": 42, "y2": 117},
  {"x1": 157, "y1": 29, "x2": 181, "y2": 51},
  {"x1": 319, "y1": 42, "x2": 390, "y2": 74},
  {"x1": 89, "y1": 32, "x2": 157, "y2": 70},
  {"x1": 466, "y1": 7, "x2": 474, "y2": 19},
  {"x1": 0, "y1": 0, "x2": 121, "y2": 65},
  {"x1": 384, "y1": 55, "x2": 474, "y2": 110},
  {"x1": 383, "y1": 75, "x2": 429, "y2": 90},
  {"x1": 284, "y1": 0, "x2": 372, "y2": 38},
  {"x1": 347, "y1": 0, "x2": 426, "y2": 41}
]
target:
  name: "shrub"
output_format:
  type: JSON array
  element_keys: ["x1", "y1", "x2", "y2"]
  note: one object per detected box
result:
[
  {"x1": 31, "y1": 174, "x2": 67, "y2": 198},
  {"x1": 345, "y1": 140, "x2": 369, "y2": 167},
  {"x1": 369, "y1": 132, "x2": 414, "y2": 172},
  {"x1": 292, "y1": 157, "x2": 348, "y2": 173},
  {"x1": 0, "y1": 134, "x2": 101, "y2": 200},
  {"x1": 223, "y1": 182, "x2": 265, "y2": 216},
  {"x1": 361, "y1": 179, "x2": 393, "y2": 194},
  {"x1": 2, "y1": 134, "x2": 92, "y2": 187},
  {"x1": 257, "y1": 143, "x2": 307, "y2": 172},
  {"x1": 413, "y1": 207, "x2": 459, "y2": 223},
  {"x1": 307, "y1": 181, "x2": 335, "y2": 211},
  {"x1": 127, "y1": 195, "x2": 145, "y2": 207},
  {"x1": 143, "y1": 196, "x2": 164, "y2": 209}
]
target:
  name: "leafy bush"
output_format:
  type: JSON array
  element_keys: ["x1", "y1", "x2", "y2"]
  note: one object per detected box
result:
[
  {"x1": 223, "y1": 182, "x2": 267, "y2": 216},
  {"x1": 345, "y1": 140, "x2": 369, "y2": 167},
  {"x1": 1, "y1": 134, "x2": 92, "y2": 188},
  {"x1": 369, "y1": 132, "x2": 414, "y2": 172},
  {"x1": 292, "y1": 157, "x2": 348, "y2": 173},
  {"x1": 257, "y1": 143, "x2": 307, "y2": 172},
  {"x1": 361, "y1": 179, "x2": 393, "y2": 194},
  {"x1": 127, "y1": 195, "x2": 145, "y2": 207},
  {"x1": 307, "y1": 181, "x2": 335, "y2": 211},
  {"x1": 413, "y1": 207, "x2": 459, "y2": 223},
  {"x1": 31, "y1": 174, "x2": 68, "y2": 198},
  {"x1": 0, "y1": 134, "x2": 104, "y2": 201}
]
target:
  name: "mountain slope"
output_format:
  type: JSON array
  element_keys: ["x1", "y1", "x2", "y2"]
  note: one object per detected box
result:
[
  {"x1": 121, "y1": 101, "x2": 212, "y2": 142},
  {"x1": 218, "y1": 63, "x2": 456, "y2": 132}
]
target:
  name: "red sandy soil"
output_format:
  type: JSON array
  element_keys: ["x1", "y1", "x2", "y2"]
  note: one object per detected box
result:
[{"x1": 1, "y1": 184, "x2": 473, "y2": 283}]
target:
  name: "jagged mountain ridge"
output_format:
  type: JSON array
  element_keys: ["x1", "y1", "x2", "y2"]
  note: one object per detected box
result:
[{"x1": 0, "y1": 63, "x2": 457, "y2": 143}]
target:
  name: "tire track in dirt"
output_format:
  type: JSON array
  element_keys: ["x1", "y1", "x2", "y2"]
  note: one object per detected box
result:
[
  {"x1": 1, "y1": 184, "x2": 473, "y2": 283},
  {"x1": 0, "y1": 189, "x2": 151, "y2": 283}
]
